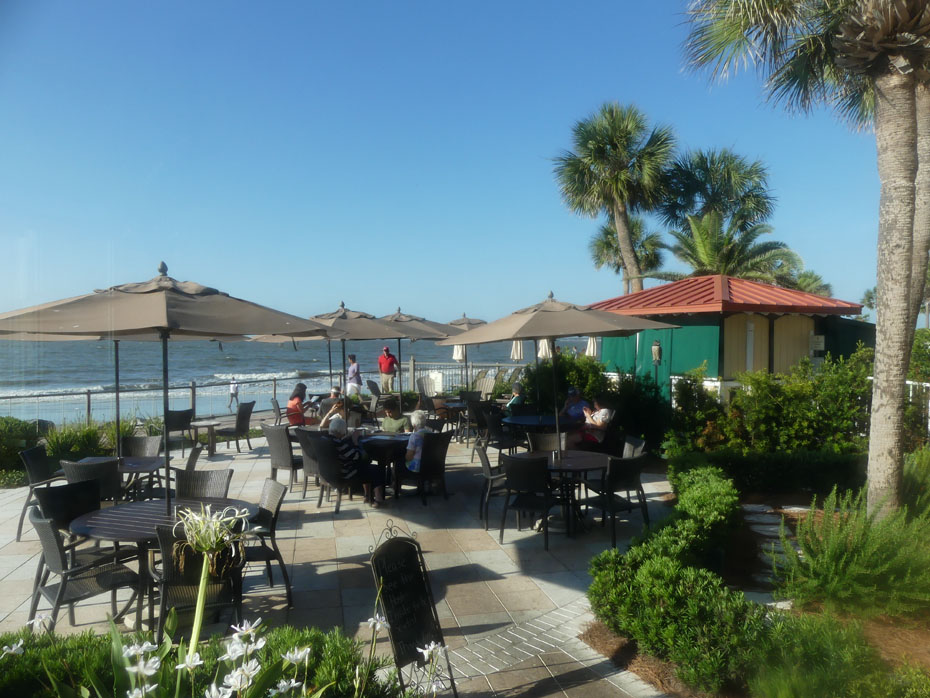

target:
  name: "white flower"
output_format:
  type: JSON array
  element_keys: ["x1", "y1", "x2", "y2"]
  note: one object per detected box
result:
[
  {"x1": 204, "y1": 685, "x2": 232, "y2": 698},
  {"x1": 431, "y1": 679, "x2": 445, "y2": 695},
  {"x1": 223, "y1": 668, "x2": 253, "y2": 692},
  {"x1": 364, "y1": 614, "x2": 390, "y2": 632},
  {"x1": 126, "y1": 687, "x2": 158, "y2": 698},
  {"x1": 246, "y1": 636, "x2": 266, "y2": 654},
  {"x1": 26, "y1": 613, "x2": 52, "y2": 633},
  {"x1": 268, "y1": 678, "x2": 303, "y2": 696},
  {"x1": 241, "y1": 658, "x2": 261, "y2": 679},
  {"x1": 282, "y1": 647, "x2": 310, "y2": 664},
  {"x1": 231, "y1": 617, "x2": 262, "y2": 636},
  {"x1": 176, "y1": 652, "x2": 204, "y2": 671},
  {"x1": 126, "y1": 656, "x2": 161, "y2": 677},
  {"x1": 1, "y1": 639, "x2": 23, "y2": 657},
  {"x1": 219, "y1": 637, "x2": 247, "y2": 662},
  {"x1": 122, "y1": 641, "x2": 158, "y2": 659},
  {"x1": 417, "y1": 641, "x2": 444, "y2": 661}
]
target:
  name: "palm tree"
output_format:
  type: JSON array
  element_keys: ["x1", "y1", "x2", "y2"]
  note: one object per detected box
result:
[
  {"x1": 654, "y1": 212, "x2": 800, "y2": 283},
  {"x1": 555, "y1": 103, "x2": 676, "y2": 293},
  {"x1": 686, "y1": 0, "x2": 930, "y2": 513},
  {"x1": 589, "y1": 217, "x2": 664, "y2": 294},
  {"x1": 661, "y1": 148, "x2": 776, "y2": 232},
  {"x1": 791, "y1": 270, "x2": 834, "y2": 297}
]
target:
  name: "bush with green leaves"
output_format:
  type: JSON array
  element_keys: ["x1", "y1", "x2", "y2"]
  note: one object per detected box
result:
[
  {"x1": 903, "y1": 446, "x2": 930, "y2": 519},
  {"x1": 0, "y1": 416, "x2": 39, "y2": 471},
  {"x1": 101, "y1": 418, "x2": 137, "y2": 451},
  {"x1": 664, "y1": 364, "x2": 727, "y2": 457},
  {"x1": 775, "y1": 487, "x2": 930, "y2": 617},
  {"x1": 43, "y1": 421, "x2": 108, "y2": 462}
]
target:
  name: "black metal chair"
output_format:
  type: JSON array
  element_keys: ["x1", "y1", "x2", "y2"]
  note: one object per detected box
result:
[
  {"x1": 262, "y1": 423, "x2": 307, "y2": 497},
  {"x1": 308, "y1": 437, "x2": 355, "y2": 514},
  {"x1": 175, "y1": 469, "x2": 233, "y2": 499},
  {"x1": 60, "y1": 459, "x2": 125, "y2": 503},
  {"x1": 150, "y1": 523, "x2": 243, "y2": 642},
  {"x1": 216, "y1": 401, "x2": 256, "y2": 453},
  {"x1": 27, "y1": 506, "x2": 139, "y2": 632},
  {"x1": 293, "y1": 427, "x2": 324, "y2": 489},
  {"x1": 34, "y1": 480, "x2": 101, "y2": 541},
  {"x1": 121, "y1": 436, "x2": 162, "y2": 457},
  {"x1": 498, "y1": 454, "x2": 558, "y2": 550},
  {"x1": 623, "y1": 435, "x2": 647, "y2": 458},
  {"x1": 485, "y1": 410, "x2": 524, "y2": 464},
  {"x1": 526, "y1": 432, "x2": 566, "y2": 452},
  {"x1": 392, "y1": 430, "x2": 455, "y2": 504},
  {"x1": 584, "y1": 454, "x2": 650, "y2": 546},
  {"x1": 17, "y1": 445, "x2": 65, "y2": 542},
  {"x1": 244, "y1": 478, "x2": 292, "y2": 607},
  {"x1": 270, "y1": 398, "x2": 284, "y2": 426},
  {"x1": 165, "y1": 408, "x2": 195, "y2": 456},
  {"x1": 467, "y1": 400, "x2": 491, "y2": 461},
  {"x1": 475, "y1": 439, "x2": 506, "y2": 530},
  {"x1": 136, "y1": 445, "x2": 203, "y2": 500}
]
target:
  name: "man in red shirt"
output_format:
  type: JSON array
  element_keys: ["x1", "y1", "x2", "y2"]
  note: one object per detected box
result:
[{"x1": 377, "y1": 346, "x2": 399, "y2": 393}]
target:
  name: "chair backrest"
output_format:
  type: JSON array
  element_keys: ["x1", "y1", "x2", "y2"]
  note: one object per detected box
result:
[
  {"x1": 366, "y1": 380, "x2": 382, "y2": 397},
  {"x1": 416, "y1": 376, "x2": 433, "y2": 396},
  {"x1": 254, "y1": 478, "x2": 287, "y2": 531},
  {"x1": 467, "y1": 401, "x2": 489, "y2": 430},
  {"x1": 623, "y1": 436, "x2": 647, "y2": 458},
  {"x1": 475, "y1": 375, "x2": 496, "y2": 399},
  {"x1": 474, "y1": 440, "x2": 497, "y2": 479},
  {"x1": 507, "y1": 367, "x2": 523, "y2": 384},
  {"x1": 605, "y1": 454, "x2": 648, "y2": 493},
  {"x1": 270, "y1": 398, "x2": 283, "y2": 425},
  {"x1": 166, "y1": 409, "x2": 194, "y2": 433},
  {"x1": 471, "y1": 369, "x2": 488, "y2": 385},
  {"x1": 185, "y1": 444, "x2": 204, "y2": 472},
  {"x1": 34, "y1": 480, "x2": 101, "y2": 531},
  {"x1": 310, "y1": 436, "x2": 349, "y2": 489},
  {"x1": 234, "y1": 401, "x2": 256, "y2": 434},
  {"x1": 176, "y1": 469, "x2": 233, "y2": 499},
  {"x1": 485, "y1": 411, "x2": 508, "y2": 439},
  {"x1": 527, "y1": 432, "x2": 566, "y2": 452},
  {"x1": 459, "y1": 391, "x2": 481, "y2": 403},
  {"x1": 293, "y1": 428, "x2": 325, "y2": 477},
  {"x1": 420, "y1": 430, "x2": 454, "y2": 478},
  {"x1": 501, "y1": 454, "x2": 550, "y2": 493},
  {"x1": 122, "y1": 435, "x2": 162, "y2": 457},
  {"x1": 261, "y1": 424, "x2": 294, "y2": 470},
  {"x1": 29, "y1": 506, "x2": 69, "y2": 575},
  {"x1": 60, "y1": 458, "x2": 122, "y2": 501},
  {"x1": 423, "y1": 417, "x2": 445, "y2": 433},
  {"x1": 20, "y1": 444, "x2": 55, "y2": 485}
]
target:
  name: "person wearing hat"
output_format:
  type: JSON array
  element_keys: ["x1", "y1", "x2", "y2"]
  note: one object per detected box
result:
[
  {"x1": 503, "y1": 382, "x2": 525, "y2": 416},
  {"x1": 345, "y1": 354, "x2": 362, "y2": 397},
  {"x1": 377, "y1": 346, "x2": 399, "y2": 393},
  {"x1": 559, "y1": 386, "x2": 590, "y2": 421}
]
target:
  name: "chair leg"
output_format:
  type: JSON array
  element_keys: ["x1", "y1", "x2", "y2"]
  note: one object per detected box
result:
[
  {"x1": 235, "y1": 437, "x2": 241, "y2": 453},
  {"x1": 271, "y1": 538, "x2": 292, "y2": 608},
  {"x1": 335, "y1": 489, "x2": 343, "y2": 514},
  {"x1": 271, "y1": 467, "x2": 278, "y2": 482},
  {"x1": 499, "y1": 497, "x2": 510, "y2": 544},
  {"x1": 543, "y1": 510, "x2": 549, "y2": 551},
  {"x1": 246, "y1": 434, "x2": 252, "y2": 450},
  {"x1": 28, "y1": 558, "x2": 44, "y2": 624},
  {"x1": 638, "y1": 487, "x2": 650, "y2": 526},
  {"x1": 317, "y1": 486, "x2": 326, "y2": 508},
  {"x1": 16, "y1": 492, "x2": 33, "y2": 542},
  {"x1": 478, "y1": 482, "x2": 487, "y2": 521}
]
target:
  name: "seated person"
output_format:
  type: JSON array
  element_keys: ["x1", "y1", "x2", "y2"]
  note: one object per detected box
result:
[
  {"x1": 319, "y1": 387, "x2": 347, "y2": 429},
  {"x1": 318, "y1": 386, "x2": 344, "y2": 417},
  {"x1": 286, "y1": 383, "x2": 320, "y2": 426},
  {"x1": 404, "y1": 410, "x2": 434, "y2": 483},
  {"x1": 559, "y1": 387, "x2": 590, "y2": 421},
  {"x1": 325, "y1": 416, "x2": 385, "y2": 506},
  {"x1": 503, "y1": 382, "x2": 525, "y2": 416},
  {"x1": 380, "y1": 398, "x2": 410, "y2": 433},
  {"x1": 567, "y1": 396, "x2": 615, "y2": 447}
]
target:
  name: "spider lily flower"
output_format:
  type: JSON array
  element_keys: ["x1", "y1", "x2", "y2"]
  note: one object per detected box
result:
[
  {"x1": 1, "y1": 639, "x2": 23, "y2": 657},
  {"x1": 176, "y1": 652, "x2": 204, "y2": 671},
  {"x1": 282, "y1": 647, "x2": 311, "y2": 664}
]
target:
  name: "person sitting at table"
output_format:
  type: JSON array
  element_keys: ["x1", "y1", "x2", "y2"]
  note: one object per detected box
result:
[
  {"x1": 286, "y1": 383, "x2": 320, "y2": 426},
  {"x1": 325, "y1": 416, "x2": 385, "y2": 506},
  {"x1": 404, "y1": 410, "x2": 433, "y2": 481},
  {"x1": 503, "y1": 382, "x2": 525, "y2": 416},
  {"x1": 380, "y1": 398, "x2": 410, "y2": 433},
  {"x1": 567, "y1": 395, "x2": 615, "y2": 447},
  {"x1": 559, "y1": 387, "x2": 590, "y2": 421},
  {"x1": 319, "y1": 392, "x2": 347, "y2": 430}
]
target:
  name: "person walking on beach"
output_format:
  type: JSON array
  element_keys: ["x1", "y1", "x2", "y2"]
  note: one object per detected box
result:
[
  {"x1": 345, "y1": 354, "x2": 362, "y2": 397},
  {"x1": 377, "y1": 346, "x2": 399, "y2": 393},
  {"x1": 228, "y1": 377, "x2": 239, "y2": 411}
]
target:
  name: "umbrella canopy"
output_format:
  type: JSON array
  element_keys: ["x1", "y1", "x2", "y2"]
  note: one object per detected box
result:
[
  {"x1": 311, "y1": 302, "x2": 406, "y2": 341},
  {"x1": 379, "y1": 308, "x2": 461, "y2": 340},
  {"x1": 448, "y1": 313, "x2": 487, "y2": 332},
  {"x1": 510, "y1": 340, "x2": 524, "y2": 361},
  {"x1": 0, "y1": 262, "x2": 335, "y2": 512}
]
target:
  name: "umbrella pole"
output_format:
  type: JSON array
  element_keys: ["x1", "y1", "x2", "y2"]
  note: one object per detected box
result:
[
  {"x1": 552, "y1": 342, "x2": 562, "y2": 461},
  {"x1": 161, "y1": 330, "x2": 171, "y2": 515},
  {"x1": 534, "y1": 340, "x2": 540, "y2": 406},
  {"x1": 397, "y1": 339, "x2": 403, "y2": 401},
  {"x1": 341, "y1": 339, "x2": 347, "y2": 392},
  {"x1": 465, "y1": 346, "x2": 469, "y2": 391},
  {"x1": 327, "y1": 340, "x2": 333, "y2": 390},
  {"x1": 114, "y1": 340, "x2": 121, "y2": 459}
]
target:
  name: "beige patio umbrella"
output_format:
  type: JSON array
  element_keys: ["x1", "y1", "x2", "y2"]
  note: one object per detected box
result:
[
  {"x1": 449, "y1": 314, "x2": 486, "y2": 389},
  {"x1": 378, "y1": 308, "x2": 462, "y2": 394},
  {"x1": 437, "y1": 292, "x2": 677, "y2": 458},
  {"x1": 0, "y1": 262, "x2": 336, "y2": 512}
]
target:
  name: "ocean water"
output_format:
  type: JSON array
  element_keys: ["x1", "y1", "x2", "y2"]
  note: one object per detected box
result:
[{"x1": 0, "y1": 337, "x2": 590, "y2": 424}]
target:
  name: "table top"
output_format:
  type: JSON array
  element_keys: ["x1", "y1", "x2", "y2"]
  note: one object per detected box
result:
[
  {"x1": 515, "y1": 449, "x2": 608, "y2": 473},
  {"x1": 502, "y1": 415, "x2": 582, "y2": 430},
  {"x1": 191, "y1": 420, "x2": 220, "y2": 428},
  {"x1": 362, "y1": 433, "x2": 411, "y2": 443},
  {"x1": 78, "y1": 455, "x2": 164, "y2": 475},
  {"x1": 70, "y1": 498, "x2": 255, "y2": 543}
]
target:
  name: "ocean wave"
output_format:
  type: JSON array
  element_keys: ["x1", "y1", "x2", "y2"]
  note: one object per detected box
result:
[{"x1": 212, "y1": 370, "x2": 326, "y2": 382}]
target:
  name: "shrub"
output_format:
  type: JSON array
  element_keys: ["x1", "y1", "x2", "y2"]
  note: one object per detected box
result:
[
  {"x1": 0, "y1": 416, "x2": 39, "y2": 471},
  {"x1": 0, "y1": 470, "x2": 27, "y2": 488},
  {"x1": 775, "y1": 487, "x2": 930, "y2": 617},
  {"x1": 903, "y1": 446, "x2": 930, "y2": 519},
  {"x1": 664, "y1": 364, "x2": 727, "y2": 457},
  {"x1": 850, "y1": 665, "x2": 930, "y2": 698},
  {"x1": 43, "y1": 421, "x2": 108, "y2": 462},
  {"x1": 100, "y1": 418, "x2": 137, "y2": 451}
]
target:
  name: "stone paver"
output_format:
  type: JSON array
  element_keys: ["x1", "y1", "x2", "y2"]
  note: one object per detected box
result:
[{"x1": 6, "y1": 423, "x2": 672, "y2": 697}]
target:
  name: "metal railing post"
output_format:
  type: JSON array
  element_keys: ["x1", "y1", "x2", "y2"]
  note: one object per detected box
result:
[
  {"x1": 191, "y1": 380, "x2": 197, "y2": 417},
  {"x1": 409, "y1": 357, "x2": 415, "y2": 393},
  {"x1": 86, "y1": 390, "x2": 92, "y2": 423},
  {"x1": 273, "y1": 377, "x2": 277, "y2": 401}
]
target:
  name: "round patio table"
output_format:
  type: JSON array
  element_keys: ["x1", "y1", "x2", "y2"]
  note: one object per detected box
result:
[
  {"x1": 360, "y1": 434, "x2": 410, "y2": 498},
  {"x1": 501, "y1": 415, "x2": 582, "y2": 433}
]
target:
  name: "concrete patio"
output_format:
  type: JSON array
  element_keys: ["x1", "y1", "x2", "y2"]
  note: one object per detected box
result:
[{"x1": 0, "y1": 431, "x2": 671, "y2": 698}]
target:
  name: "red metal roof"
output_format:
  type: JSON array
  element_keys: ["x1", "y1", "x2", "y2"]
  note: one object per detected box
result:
[{"x1": 588, "y1": 275, "x2": 863, "y2": 316}]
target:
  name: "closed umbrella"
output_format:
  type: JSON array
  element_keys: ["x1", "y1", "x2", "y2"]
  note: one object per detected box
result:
[
  {"x1": 537, "y1": 339, "x2": 552, "y2": 359},
  {"x1": 585, "y1": 336, "x2": 598, "y2": 358},
  {"x1": 452, "y1": 344, "x2": 466, "y2": 362},
  {"x1": 0, "y1": 262, "x2": 336, "y2": 513},
  {"x1": 449, "y1": 314, "x2": 487, "y2": 390},
  {"x1": 437, "y1": 292, "x2": 677, "y2": 459},
  {"x1": 510, "y1": 341, "x2": 524, "y2": 361}
]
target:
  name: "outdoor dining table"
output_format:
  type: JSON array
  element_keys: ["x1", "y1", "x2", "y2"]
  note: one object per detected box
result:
[
  {"x1": 501, "y1": 414, "x2": 582, "y2": 433},
  {"x1": 513, "y1": 449, "x2": 608, "y2": 536},
  {"x1": 360, "y1": 433, "x2": 410, "y2": 489},
  {"x1": 69, "y1": 497, "x2": 255, "y2": 628}
]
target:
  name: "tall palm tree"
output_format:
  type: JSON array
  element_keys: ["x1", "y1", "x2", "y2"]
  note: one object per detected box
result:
[
  {"x1": 589, "y1": 216, "x2": 664, "y2": 294},
  {"x1": 686, "y1": 0, "x2": 930, "y2": 513},
  {"x1": 791, "y1": 270, "x2": 834, "y2": 297},
  {"x1": 661, "y1": 148, "x2": 776, "y2": 232},
  {"x1": 655, "y1": 212, "x2": 800, "y2": 282},
  {"x1": 555, "y1": 103, "x2": 676, "y2": 293}
]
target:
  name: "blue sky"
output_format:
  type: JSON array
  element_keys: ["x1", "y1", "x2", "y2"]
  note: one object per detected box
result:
[{"x1": 0, "y1": 0, "x2": 878, "y2": 323}]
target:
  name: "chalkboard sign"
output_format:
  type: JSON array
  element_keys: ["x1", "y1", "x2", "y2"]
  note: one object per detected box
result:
[{"x1": 370, "y1": 535, "x2": 444, "y2": 669}]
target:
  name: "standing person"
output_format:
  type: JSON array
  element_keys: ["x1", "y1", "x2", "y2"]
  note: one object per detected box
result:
[
  {"x1": 378, "y1": 346, "x2": 399, "y2": 393},
  {"x1": 227, "y1": 377, "x2": 239, "y2": 412},
  {"x1": 345, "y1": 354, "x2": 362, "y2": 397}
]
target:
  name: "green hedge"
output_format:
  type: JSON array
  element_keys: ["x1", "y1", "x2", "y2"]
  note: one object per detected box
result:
[{"x1": 0, "y1": 416, "x2": 39, "y2": 471}]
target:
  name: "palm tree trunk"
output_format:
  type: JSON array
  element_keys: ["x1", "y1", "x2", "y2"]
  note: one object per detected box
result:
[
  {"x1": 908, "y1": 81, "x2": 930, "y2": 333},
  {"x1": 612, "y1": 204, "x2": 644, "y2": 293},
  {"x1": 867, "y1": 71, "x2": 918, "y2": 516}
]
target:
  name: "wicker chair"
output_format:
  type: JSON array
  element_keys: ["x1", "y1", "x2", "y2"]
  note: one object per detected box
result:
[
  {"x1": 121, "y1": 436, "x2": 162, "y2": 457},
  {"x1": 60, "y1": 459, "x2": 125, "y2": 503},
  {"x1": 308, "y1": 437, "x2": 355, "y2": 514},
  {"x1": 34, "y1": 480, "x2": 101, "y2": 540},
  {"x1": 216, "y1": 401, "x2": 256, "y2": 453},
  {"x1": 584, "y1": 454, "x2": 650, "y2": 546},
  {"x1": 244, "y1": 479, "x2": 292, "y2": 607},
  {"x1": 526, "y1": 432, "x2": 567, "y2": 452},
  {"x1": 393, "y1": 430, "x2": 454, "y2": 505},
  {"x1": 261, "y1": 424, "x2": 307, "y2": 497},
  {"x1": 165, "y1": 408, "x2": 195, "y2": 456},
  {"x1": 498, "y1": 454, "x2": 558, "y2": 550},
  {"x1": 16, "y1": 445, "x2": 65, "y2": 542},
  {"x1": 475, "y1": 439, "x2": 506, "y2": 530},
  {"x1": 27, "y1": 506, "x2": 139, "y2": 632},
  {"x1": 293, "y1": 427, "x2": 324, "y2": 490},
  {"x1": 150, "y1": 523, "x2": 243, "y2": 642},
  {"x1": 175, "y1": 469, "x2": 233, "y2": 499},
  {"x1": 136, "y1": 445, "x2": 203, "y2": 500}
]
